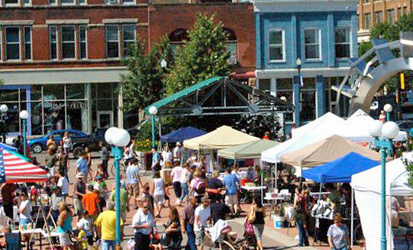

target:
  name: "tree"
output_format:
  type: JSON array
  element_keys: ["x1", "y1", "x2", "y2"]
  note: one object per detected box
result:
[
  {"x1": 165, "y1": 14, "x2": 231, "y2": 94},
  {"x1": 120, "y1": 37, "x2": 172, "y2": 113}
]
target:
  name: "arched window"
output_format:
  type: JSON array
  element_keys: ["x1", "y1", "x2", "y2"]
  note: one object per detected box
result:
[
  {"x1": 223, "y1": 28, "x2": 237, "y2": 65},
  {"x1": 169, "y1": 29, "x2": 188, "y2": 54}
]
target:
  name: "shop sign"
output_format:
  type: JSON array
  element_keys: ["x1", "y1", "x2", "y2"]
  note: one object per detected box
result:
[{"x1": 50, "y1": 101, "x2": 87, "y2": 110}]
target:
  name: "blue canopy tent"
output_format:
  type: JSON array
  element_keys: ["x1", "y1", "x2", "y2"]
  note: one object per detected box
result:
[
  {"x1": 0, "y1": 142, "x2": 17, "y2": 153},
  {"x1": 302, "y1": 152, "x2": 379, "y2": 183},
  {"x1": 302, "y1": 152, "x2": 379, "y2": 247},
  {"x1": 160, "y1": 126, "x2": 206, "y2": 143}
]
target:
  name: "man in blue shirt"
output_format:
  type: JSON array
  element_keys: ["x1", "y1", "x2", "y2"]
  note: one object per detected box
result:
[
  {"x1": 126, "y1": 158, "x2": 143, "y2": 209},
  {"x1": 223, "y1": 167, "x2": 240, "y2": 217},
  {"x1": 151, "y1": 147, "x2": 161, "y2": 177},
  {"x1": 76, "y1": 152, "x2": 89, "y2": 182}
]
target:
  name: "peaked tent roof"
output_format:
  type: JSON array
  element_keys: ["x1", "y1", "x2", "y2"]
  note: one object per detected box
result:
[
  {"x1": 280, "y1": 135, "x2": 381, "y2": 167},
  {"x1": 183, "y1": 125, "x2": 260, "y2": 150},
  {"x1": 339, "y1": 109, "x2": 407, "y2": 142},
  {"x1": 160, "y1": 126, "x2": 206, "y2": 143},
  {"x1": 144, "y1": 77, "x2": 224, "y2": 114},
  {"x1": 217, "y1": 139, "x2": 279, "y2": 160},
  {"x1": 0, "y1": 148, "x2": 47, "y2": 183},
  {"x1": 292, "y1": 112, "x2": 345, "y2": 139},
  {"x1": 302, "y1": 152, "x2": 379, "y2": 183}
]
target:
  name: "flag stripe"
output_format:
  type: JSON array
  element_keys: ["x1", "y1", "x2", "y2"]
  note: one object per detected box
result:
[{"x1": 0, "y1": 148, "x2": 47, "y2": 183}]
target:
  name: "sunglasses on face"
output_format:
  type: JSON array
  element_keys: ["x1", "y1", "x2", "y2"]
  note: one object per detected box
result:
[{"x1": 143, "y1": 206, "x2": 150, "y2": 209}]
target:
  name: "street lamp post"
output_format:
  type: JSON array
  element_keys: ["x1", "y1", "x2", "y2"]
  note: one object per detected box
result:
[
  {"x1": 19, "y1": 110, "x2": 29, "y2": 157},
  {"x1": 294, "y1": 58, "x2": 302, "y2": 126},
  {"x1": 104, "y1": 127, "x2": 130, "y2": 246},
  {"x1": 369, "y1": 119, "x2": 400, "y2": 250},
  {"x1": 149, "y1": 106, "x2": 158, "y2": 148},
  {"x1": 383, "y1": 103, "x2": 393, "y2": 122},
  {"x1": 0, "y1": 104, "x2": 8, "y2": 143}
]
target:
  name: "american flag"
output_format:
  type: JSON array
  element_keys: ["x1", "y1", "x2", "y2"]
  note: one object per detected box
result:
[{"x1": 0, "y1": 148, "x2": 47, "y2": 183}]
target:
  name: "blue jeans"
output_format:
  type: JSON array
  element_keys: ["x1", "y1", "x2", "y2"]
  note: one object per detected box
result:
[
  {"x1": 296, "y1": 219, "x2": 309, "y2": 246},
  {"x1": 185, "y1": 224, "x2": 196, "y2": 250},
  {"x1": 180, "y1": 182, "x2": 189, "y2": 203},
  {"x1": 102, "y1": 240, "x2": 116, "y2": 250}
]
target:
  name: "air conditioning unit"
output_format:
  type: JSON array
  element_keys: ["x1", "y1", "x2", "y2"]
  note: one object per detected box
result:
[{"x1": 228, "y1": 54, "x2": 237, "y2": 65}]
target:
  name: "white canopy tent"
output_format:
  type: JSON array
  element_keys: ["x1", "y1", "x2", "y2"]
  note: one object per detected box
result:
[
  {"x1": 340, "y1": 109, "x2": 407, "y2": 142},
  {"x1": 262, "y1": 110, "x2": 407, "y2": 163},
  {"x1": 351, "y1": 153, "x2": 413, "y2": 250},
  {"x1": 291, "y1": 112, "x2": 345, "y2": 139}
]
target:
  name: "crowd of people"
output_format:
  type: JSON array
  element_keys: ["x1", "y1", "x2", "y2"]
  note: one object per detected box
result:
[{"x1": 0, "y1": 131, "x2": 355, "y2": 250}]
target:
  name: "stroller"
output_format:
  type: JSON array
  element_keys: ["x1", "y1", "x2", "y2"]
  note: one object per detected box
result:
[{"x1": 243, "y1": 220, "x2": 258, "y2": 250}]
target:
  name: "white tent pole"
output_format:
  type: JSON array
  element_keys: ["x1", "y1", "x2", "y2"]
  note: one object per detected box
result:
[
  {"x1": 351, "y1": 188, "x2": 354, "y2": 248},
  {"x1": 318, "y1": 183, "x2": 322, "y2": 201},
  {"x1": 261, "y1": 160, "x2": 264, "y2": 205}
]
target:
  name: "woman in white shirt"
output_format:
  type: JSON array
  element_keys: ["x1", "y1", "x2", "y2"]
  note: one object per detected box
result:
[
  {"x1": 62, "y1": 131, "x2": 72, "y2": 155},
  {"x1": 19, "y1": 191, "x2": 32, "y2": 227},
  {"x1": 151, "y1": 172, "x2": 166, "y2": 218}
]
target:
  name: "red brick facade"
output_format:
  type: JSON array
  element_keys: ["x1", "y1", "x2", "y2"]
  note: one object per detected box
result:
[{"x1": 0, "y1": 2, "x2": 255, "y2": 75}]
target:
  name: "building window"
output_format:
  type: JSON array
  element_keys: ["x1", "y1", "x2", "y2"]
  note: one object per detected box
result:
[
  {"x1": 403, "y1": 6, "x2": 408, "y2": 15},
  {"x1": 0, "y1": 29, "x2": 2, "y2": 60},
  {"x1": 61, "y1": 26, "x2": 76, "y2": 59},
  {"x1": 269, "y1": 29, "x2": 284, "y2": 61},
  {"x1": 4, "y1": 0, "x2": 18, "y2": 5},
  {"x1": 304, "y1": 29, "x2": 320, "y2": 60},
  {"x1": 388, "y1": 9, "x2": 395, "y2": 24},
  {"x1": 24, "y1": 27, "x2": 32, "y2": 60},
  {"x1": 169, "y1": 29, "x2": 188, "y2": 56},
  {"x1": 259, "y1": 79, "x2": 271, "y2": 94},
  {"x1": 106, "y1": 25, "x2": 119, "y2": 58},
  {"x1": 364, "y1": 13, "x2": 371, "y2": 29},
  {"x1": 60, "y1": 0, "x2": 74, "y2": 4},
  {"x1": 5, "y1": 27, "x2": 20, "y2": 60},
  {"x1": 122, "y1": 24, "x2": 136, "y2": 57},
  {"x1": 79, "y1": 26, "x2": 87, "y2": 59},
  {"x1": 223, "y1": 28, "x2": 237, "y2": 65},
  {"x1": 49, "y1": 26, "x2": 58, "y2": 60},
  {"x1": 335, "y1": 28, "x2": 351, "y2": 59},
  {"x1": 375, "y1": 11, "x2": 383, "y2": 24}
]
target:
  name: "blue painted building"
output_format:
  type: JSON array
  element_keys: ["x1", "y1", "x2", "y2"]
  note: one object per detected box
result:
[{"x1": 254, "y1": 0, "x2": 358, "y2": 126}]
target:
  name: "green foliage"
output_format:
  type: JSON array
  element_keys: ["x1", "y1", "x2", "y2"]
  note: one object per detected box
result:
[
  {"x1": 165, "y1": 14, "x2": 231, "y2": 95},
  {"x1": 120, "y1": 37, "x2": 172, "y2": 113},
  {"x1": 358, "y1": 41, "x2": 373, "y2": 57}
]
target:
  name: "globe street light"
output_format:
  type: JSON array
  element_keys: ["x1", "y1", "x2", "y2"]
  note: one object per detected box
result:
[
  {"x1": 104, "y1": 127, "x2": 130, "y2": 246},
  {"x1": 149, "y1": 106, "x2": 158, "y2": 148},
  {"x1": 19, "y1": 110, "x2": 29, "y2": 157},
  {"x1": 0, "y1": 104, "x2": 8, "y2": 113},
  {"x1": 383, "y1": 104, "x2": 393, "y2": 121},
  {"x1": 369, "y1": 119, "x2": 400, "y2": 250}
]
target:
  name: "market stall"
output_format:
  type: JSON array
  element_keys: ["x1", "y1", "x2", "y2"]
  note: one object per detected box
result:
[
  {"x1": 351, "y1": 153, "x2": 413, "y2": 250},
  {"x1": 217, "y1": 139, "x2": 279, "y2": 160},
  {"x1": 302, "y1": 152, "x2": 379, "y2": 246},
  {"x1": 160, "y1": 126, "x2": 206, "y2": 143},
  {"x1": 183, "y1": 125, "x2": 259, "y2": 150},
  {"x1": 280, "y1": 135, "x2": 381, "y2": 168},
  {"x1": 291, "y1": 112, "x2": 345, "y2": 139}
]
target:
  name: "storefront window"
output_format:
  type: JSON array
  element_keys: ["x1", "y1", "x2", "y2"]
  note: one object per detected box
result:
[
  {"x1": 44, "y1": 101, "x2": 65, "y2": 133},
  {"x1": 44, "y1": 85, "x2": 64, "y2": 100},
  {"x1": 66, "y1": 84, "x2": 85, "y2": 100},
  {"x1": 0, "y1": 89, "x2": 19, "y2": 102},
  {"x1": 300, "y1": 78, "x2": 316, "y2": 122},
  {"x1": 30, "y1": 85, "x2": 42, "y2": 101},
  {"x1": 30, "y1": 102, "x2": 43, "y2": 135}
]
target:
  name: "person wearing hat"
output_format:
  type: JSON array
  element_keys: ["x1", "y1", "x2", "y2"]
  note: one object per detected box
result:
[
  {"x1": 194, "y1": 197, "x2": 211, "y2": 250},
  {"x1": 48, "y1": 186, "x2": 64, "y2": 227},
  {"x1": 73, "y1": 172, "x2": 86, "y2": 217}
]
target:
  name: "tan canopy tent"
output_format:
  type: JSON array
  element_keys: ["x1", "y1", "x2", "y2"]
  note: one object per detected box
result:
[
  {"x1": 280, "y1": 135, "x2": 381, "y2": 167},
  {"x1": 183, "y1": 125, "x2": 260, "y2": 150}
]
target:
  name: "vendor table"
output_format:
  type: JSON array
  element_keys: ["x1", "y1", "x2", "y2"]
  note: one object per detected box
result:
[
  {"x1": 0, "y1": 228, "x2": 57, "y2": 250},
  {"x1": 241, "y1": 186, "x2": 266, "y2": 191}
]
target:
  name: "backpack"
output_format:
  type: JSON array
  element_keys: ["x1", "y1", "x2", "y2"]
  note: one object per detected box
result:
[{"x1": 194, "y1": 178, "x2": 206, "y2": 195}]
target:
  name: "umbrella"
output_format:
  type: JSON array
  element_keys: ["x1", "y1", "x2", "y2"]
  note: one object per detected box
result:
[{"x1": 0, "y1": 148, "x2": 47, "y2": 183}]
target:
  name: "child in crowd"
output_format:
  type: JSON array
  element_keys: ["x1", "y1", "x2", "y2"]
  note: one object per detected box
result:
[{"x1": 76, "y1": 210, "x2": 93, "y2": 247}]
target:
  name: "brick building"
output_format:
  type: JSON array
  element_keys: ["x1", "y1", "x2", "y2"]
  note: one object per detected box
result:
[
  {"x1": 0, "y1": 1, "x2": 255, "y2": 136},
  {"x1": 358, "y1": 0, "x2": 412, "y2": 42}
]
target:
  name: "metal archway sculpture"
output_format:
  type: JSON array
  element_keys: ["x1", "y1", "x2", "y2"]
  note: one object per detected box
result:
[{"x1": 333, "y1": 32, "x2": 413, "y2": 116}]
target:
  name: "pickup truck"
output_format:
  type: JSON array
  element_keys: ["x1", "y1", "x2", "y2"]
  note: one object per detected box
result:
[{"x1": 71, "y1": 128, "x2": 110, "y2": 158}]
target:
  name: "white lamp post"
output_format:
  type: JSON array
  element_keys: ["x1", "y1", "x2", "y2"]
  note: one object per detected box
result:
[
  {"x1": 383, "y1": 104, "x2": 393, "y2": 121},
  {"x1": 0, "y1": 104, "x2": 8, "y2": 113},
  {"x1": 104, "y1": 127, "x2": 130, "y2": 246},
  {"x1": 369, "y1": 119, "x2": 400, "y2": 250},
  {"x1": 149, "y1": 106, "x2": 158, "y2": 148},
  {"x1": 160, "y1": 59, "x2": 168, "y2": 69},
  {"x1": 19, "y1": 110, "x2": 29, "y2": 157}
]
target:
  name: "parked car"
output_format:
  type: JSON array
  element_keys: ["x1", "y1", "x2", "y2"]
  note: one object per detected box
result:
[
  {"x1": 396, "y1": 120, "x2": 413, "y2": 133},
  {"x1": 28, "y1": 129, "x2": 88, "y2": 154}
]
